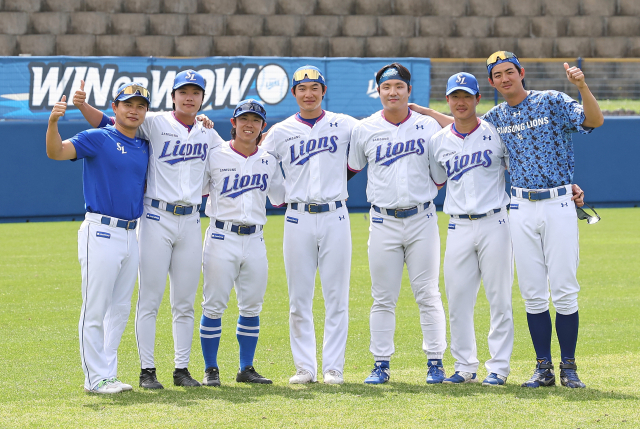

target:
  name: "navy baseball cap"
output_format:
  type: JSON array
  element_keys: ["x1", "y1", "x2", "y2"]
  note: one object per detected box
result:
[
  {"x1": 173, "y1": 69, "x2": 206, "y2": 91},
  {"x1": 115, "y1": 82, "x2": 151, "y2": 104},
  {"x1": 446, "y1": 72, "x2": 480, "y2": 96},
  {"x1": 233, "y1": 99, "x2": 267, "y2": 122},
  {"x1": 292, "y1": 65, "x2": 326, "y2": 88}
]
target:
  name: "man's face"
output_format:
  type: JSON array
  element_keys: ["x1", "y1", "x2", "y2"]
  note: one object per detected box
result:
[
  {"x1": 447, "y1": 90, "x2": 479, "y2": 121},
  {"x1": 489, "y1": 62, "x2": 524, "y2": 97},
  {"x1": 293, "y1": 82, "x2": 325, "y2": 114},
  {"x1": 113, "y1": 98, "x2": 148, "y2": 129},
  {"x1": 378, "y1": 80, "x2": 411, "y2": 111},
  {"x1": 231, "y1": 112, "x2": 266, "y2": 144},
  {"x1": 172, "y1": 84, "x2": 204, "y2": 115}
]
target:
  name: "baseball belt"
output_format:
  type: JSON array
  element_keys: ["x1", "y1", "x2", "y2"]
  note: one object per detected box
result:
[
  {"x1": 511, "y1": 186, "x2": 568, "y2": 201},
  {"x1": 451, "y1": 208, "x2": 503, "y2": 220},
  {"x1": 149, "y1": 198, "x2": 200, "y2": 215},
  {"x1": 289, "y1": 201, "x2": 343, "y2": 214},
  {"x1": 100, "y1": 215, "x2": 137, "y2": 230},
  {"x1": 214, "y1": 220, "x2": 262, "y2": 235},
  {"x1": 372, "y1": 202, "x2": 431, "y2": 218}
]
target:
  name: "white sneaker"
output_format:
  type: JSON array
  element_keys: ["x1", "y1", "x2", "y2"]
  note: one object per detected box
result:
[
  {"x1": 110, "y1": 377, "x2": 133, "y2": 391},
  {"x1": 85, "y1": 379, "x2": 122, "y2": 394},
  {"x1": 324, "y1": 370, "x2": 344, "y2": 385},
  {"x1": 289, "y1": 369, "x2": 314, "y2": 384}
]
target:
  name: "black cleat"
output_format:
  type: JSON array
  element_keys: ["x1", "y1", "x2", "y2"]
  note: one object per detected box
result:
[
  {"x1": 203, "y1": 367, "x2": 221, "y2": 387},
  {"x1": 139, "y1": 368, "x2": 164, "y2": 389},
  {"x1": 173, "y1": 368, "x2": 201, "y2": 387},
  {"x1": 236, "y1": 366, "x2": 272, "y2": 384},
  {"x1": 559, "y1": 360, "x2": 586, "y2": 388}
]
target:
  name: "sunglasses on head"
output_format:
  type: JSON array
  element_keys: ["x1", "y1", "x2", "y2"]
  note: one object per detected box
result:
[
  {"x1": 486, "y1": 51, "x2": 518, "y2": 68},
  {"x1": 116, "y1": 84, "x2": 150, "y2": 100},
  {"x1": 576, "y1": 202, "x2": 600, "y2": 225},
  {"x1": 293, "y1": 69, "x2": 324, "y2": 82},
  {"x1": 234, "y1": 102, "x2": 266, "y2": 118}
]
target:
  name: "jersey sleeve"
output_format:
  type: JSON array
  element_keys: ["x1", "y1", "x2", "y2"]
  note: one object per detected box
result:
[
  {"x1": 347, "y1": 125, "x2": 367, "y2": 172},
  {"x1": 428, "y1": 134, "x2": 447, "y2": 186},
  {"x1": 260, "y1": 126, "x2": 281, "y2": 160},
  {"x1": 201, "y1": 150, "x2": 214, "y2": 197},
  {"x1": 555, "y1": 91, "x2": 591, "y2": 134},
  {"x1": 97, "y1": 113, "x2": 115, "y2": 128},
  {"x1": 207, "y1": 129, "x2": 225, "y2": 151},
  {"x1": 69, "y1": 129, "x2": 101, "y2": 160},
  {"x1": 267, "y1": 159, "x2": 286, "y2": 207}
]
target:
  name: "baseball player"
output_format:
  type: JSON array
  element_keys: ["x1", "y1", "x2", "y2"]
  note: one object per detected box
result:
[
  {"x1": 483, "y1": 51, "x2": 603, "y2": 388},
  {"x1": 47, "y1": 83, "x2": 150, "y2": 393},
  {"x1": 429, "y1": 72, "x2": 514, "y2": 386},
  {"x1": 260, "y1": 65, "x2": 358, "y2": 385},
  {"x1": 199, "y1": 99, "x2": 285, "y2": 386},
  {"x1": 74, "y1": 70, "x2": 225, "y2": 388},
  {"x1": 347, "y1": 63, "x2": 447, "y2": 385}
]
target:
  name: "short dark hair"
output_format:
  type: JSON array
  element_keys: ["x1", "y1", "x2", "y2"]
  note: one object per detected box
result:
[
  {"x1": 376, "y1": 63, "x2": 411, "y2": 85},
  {"x1": 171, "y1": 86, "x2": 205, "y2": 111},
  {"x1": 231, "y1": 116, "x2": 265, "y2": 145}
]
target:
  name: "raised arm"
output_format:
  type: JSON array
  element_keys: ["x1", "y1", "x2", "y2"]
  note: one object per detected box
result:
[
  {"x1": 563, "y1": 63, "x2": 604, "y2": 129},
  {"x1": 46, "y1": 95, "x2": 77, "y2": 160},
  {"x1": 73, "y1": 80, "x2": 106, "y2": 128}
]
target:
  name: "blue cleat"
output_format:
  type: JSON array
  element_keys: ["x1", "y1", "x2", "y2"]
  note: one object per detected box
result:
[
  {"x1": 443, "y1": 371, "x2": 478, "y2": 384},
  {"x1": 364, "y1": 363, "x2": 390, "y2": 384},
  {"x1": 521, "y1": 359, "x2": 556, "y2": 388},
  {"x1": 482, "y1": 373, "x2": 507, "y2": 386},
  {"x1": 426, "y1": 359, "x2": 446, "y2": 384},
  {"x1": 559, "y1": 360, "x2": 586, "y2": 388}
]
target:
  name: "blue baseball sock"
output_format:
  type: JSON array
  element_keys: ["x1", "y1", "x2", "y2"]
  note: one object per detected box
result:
[
  {"x1": 237, "y1": 315, "x2": 259, "y2": 371},
  {"x1": 556, "y1": 310, "x2": 579, "y2": 362},
  {"x1": 200, "y1": 315, "x2": 221, "y2": 370},
  {"x1": 526, "y1": 311, "x2": 553, "y2": 362}
]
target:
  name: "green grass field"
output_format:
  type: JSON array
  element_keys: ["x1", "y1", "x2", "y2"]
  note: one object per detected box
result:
[{"x1": 1, "y1": 209, "x2": 639, "y2": 428}]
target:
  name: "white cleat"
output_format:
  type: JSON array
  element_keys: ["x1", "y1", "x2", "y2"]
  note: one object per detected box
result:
[
  {"x1": 289, "y1": 369, "x2": 314, "y2": 384},
  {"x1": 85, "y1": 379, "x2": 123, "y2": 394},
  {"x1": 324, "y1": 370, "x2": 344, "y2": 385},
  {"x1": 109, "y1": 378, "x2": 133, "y2": 391}
]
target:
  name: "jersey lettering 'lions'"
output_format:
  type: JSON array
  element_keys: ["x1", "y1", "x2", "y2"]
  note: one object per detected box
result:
[
  {"x1": 348, "y1": 110, "x2": 441, "y2": 209},
  {"x1": 203, "y1": 142, "x2": 285, "y2": 226},
  {"x1": 136, "y1": 112, "x2": 225, "y2": 206},
  {"x1": 429, "y1": 119, "x2": 510, "y2": 216},
  {"x1": 261, "y1": 111, "x2": 359, "y2": 203}
]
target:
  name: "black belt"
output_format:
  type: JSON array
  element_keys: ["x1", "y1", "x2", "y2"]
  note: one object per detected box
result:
[
  {"x1": 451, "y1": 208, "x2": 503, "y2": 220},
  {"x1": 512, "y1": 187, "x2": 567, "y2": 201},
  {"x1": 372, "y1": 202, "x2": 430, "y2": 218},
  {"x1": 289, "y1": 201, "x2": 343, "y2": 214},
  {"x1": 151, "y1": 199, "x2": 200, "y2": 215},
  {"x1": 101, "y1": 216, "x2": 137, "y2": 230},
  {"x1": 215, "y1": 220, "x2": 262, "y2": 235}
]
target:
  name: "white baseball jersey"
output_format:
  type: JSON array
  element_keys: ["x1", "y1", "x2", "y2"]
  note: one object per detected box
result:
[
  {"x1": 348, "y1": 110, "x2": 442, "y2": 209},
  {"x1": 429, "y1": 119, "x2": 510, "y2": 215},
  {"x1": 261, "y1": 111, "x2": 358, "y2": 203},
  {"x1": 138, "y1": 112, "x2": 225, "y2": 205},
  {"x1": 203, "y1": 142, "x2": 285, "y2": 225}
]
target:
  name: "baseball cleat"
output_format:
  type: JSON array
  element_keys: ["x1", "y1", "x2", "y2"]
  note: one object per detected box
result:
[
  {"x1": 236, "y1": 366, "x2": 272, "y2": 384},
  {"x1": 426, "y1": 359, "x2": 446, "y2": 384},
  {"x1": 559, "y1": 360, "x2": 586, "y2": 388},
  {"x1": 109, "y1": 377, "x2": 133, "y2": 391},
  {"x1": 324, "y1": 370, "x2": 344, "y2": 385},
  {"x1": 521, "y1": 359, "x2": 556, "y2": 388},
  {"x1": 203, "y1": 367, "x2": 221, "y2": 387},
  {"x1": 173, "y1": 368, "x2": 201, "y2": 387},
  {"x1": 85, "y1": 378, "x2": 122, "y2": 394},
  {"x1": 289, "y1": 369, "x2": 314, "y2": 384},
  {"x1": 443, "y1": 371, "x2": 478, "y2": 384},
  {"x1": 139, "y1": 368, "x2": 164, "y2": 389},
  {"x1": 364, "y1": 363, "x2": 390, "y2": 384},
  {"x1": 482, "y1": 373, "x2": 507, "y2": 386}
]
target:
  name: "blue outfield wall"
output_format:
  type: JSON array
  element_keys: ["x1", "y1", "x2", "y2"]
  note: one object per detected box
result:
[{"x1": 0, "y1": 116, "x2": 637, "y2": 222}]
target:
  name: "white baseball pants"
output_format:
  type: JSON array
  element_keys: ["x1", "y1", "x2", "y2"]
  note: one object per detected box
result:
[
  {"x1": 201, "y1": 222, "x2": 268, "y2": 318},
  {"x1": 284, "y1": 204, "x2": 351, "y2": 380},
  {"x1": 444, "y1": 213, "x2": 514, "y2": 377},
  {"x1": 78, "y1": 213, "x2": 138, "y2": 390},
  {"x1": 368, "y1": 205, "x2": 447, "y2": 361},
  {"x1": 135, "y1": 203, "x2": 202, "y2": 370},
  {"x1": 509, "y1": 186, "x2": 580, "y2": 315}
]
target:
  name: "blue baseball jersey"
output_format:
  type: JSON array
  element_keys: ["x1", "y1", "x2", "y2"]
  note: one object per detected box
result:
[
  {"x1": 70, "y1": 125, "x2": 149, "y2": 220},
  {"x1": 482, "y1": 90, "x2": 591, "y2": 189}
]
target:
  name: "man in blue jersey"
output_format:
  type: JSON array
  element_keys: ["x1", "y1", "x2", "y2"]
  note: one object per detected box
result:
[
  {"x1": 46, "y1": 83, "x2": 151, "y2": 394},
  {"x1": 483, "y1": 51, "x2": 603, "y2": 389}
]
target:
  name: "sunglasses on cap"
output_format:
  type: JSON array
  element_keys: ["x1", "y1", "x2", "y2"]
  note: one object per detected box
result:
[
  {"x1": 233, "y1": 101, "x2": 266, "y2": 118},
  {"x1": 576, "y1": 202, "x2": 601, "y2": 225},
  {"x1": 115, "y1": 84, "x2": 151, "y2": 100},
  {"x1": 486, "y1": 51, "x2": 519, "y2": 68},
  {"x1": 292, "y1": 68, "x2": 324, "y2": 83}
]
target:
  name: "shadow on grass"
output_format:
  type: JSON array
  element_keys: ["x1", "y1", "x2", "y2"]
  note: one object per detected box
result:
[{"x1": 81, "y1": 381, "x2": 638, "y2": 408}]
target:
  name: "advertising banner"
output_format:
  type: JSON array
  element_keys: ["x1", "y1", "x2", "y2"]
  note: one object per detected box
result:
[{"x1": 0, "y1": 56, "x2": 431, "y2": 122}]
